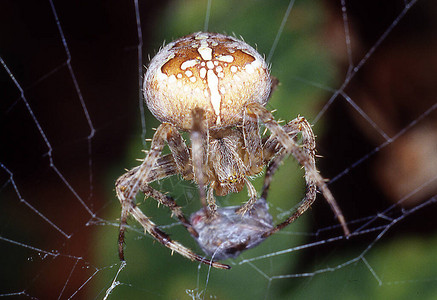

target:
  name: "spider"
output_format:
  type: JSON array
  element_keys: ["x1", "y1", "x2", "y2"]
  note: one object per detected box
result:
[{"x1": 115, "y1": 32, "x2": 350, "y2": 270}]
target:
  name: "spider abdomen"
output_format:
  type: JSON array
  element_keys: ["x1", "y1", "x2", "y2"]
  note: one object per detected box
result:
[{"x1": 144, "y1": 32, "x2": 272, "y2": 130}]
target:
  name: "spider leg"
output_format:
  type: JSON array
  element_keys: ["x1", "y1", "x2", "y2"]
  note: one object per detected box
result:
[
  {"x1": 116, "y1": 123, "x2": 180, "y2": 204},
  {"x1": 191, "y1": 108, "x2": 216, "y2": 215},
  {"x1": 118, "y1": 199, "x2": 131, "y2": 261},
  {"x1": 117, "y1": 154, "x2": 178, "y2": 192},
  {"x1": 235, "y1": 178, "x2": 258, "y2": 215},
  {"x1": 117, "y1": 156, "x2": 194, "y2": 236},
  {"x1": 116, "y1": 154, "x2": 181, "y2": 234},
  {"x1": 242, "y1": 112, "x2": 263, "y2": 175},
  {"x1": 233, "y1": 112, "x2": 265, "y2": 215},
  {"x1": 261, "y1": 117, "x2": 318, "y2": 237},
  {"x1": 206, "y1": 186, "x2": 216, "y2": 214},
  {"x1": 138, "y1": 184, "x2": 198, "y2": 237},
  {"x1": 260, "y1": 150, "x2": 288, "y2": 201},
  {"x1": 128, "y1": 203, "x2": 230, "y2": 269},
  {"x1": 246, "y1": 102, "x2": 350, "y2": 236},
  {"x1": 261, "y1": 118, "x2": 311, "y2": 200},
  {"x1": 234, "y1": 76, "x2": 279, "y2": 215},
  {"x1": 116, "y1": 123, "x2": 227, "y2": 268},
  {"x1": 116, "y1": 124, "x2": 182, "y2": 260}
]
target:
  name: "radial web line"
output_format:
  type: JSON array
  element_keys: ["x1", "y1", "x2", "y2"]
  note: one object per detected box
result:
[
  {"x1": 355, "y1": 174, "x2": 437, "y2": 233},
  {"x1": 340, "y1": 91, "x2": 391, "y2": 141},
  {"x1": 67, "y1": 268, "x2": 100, "y2": 299},
  {"x1": 49, "y1": 0, "x2": 96, "y2": 200},
  {"x1": 0, "y1": 235, "x2": 59, "y2": 257},
  {"x1": 340, "y1": 0, "x2": 354, "y2": 77},
  {"x1": 0, "y1": 61, "x2": 71, "y2": 237},
  {"x1": 313, "y1": 0, "x2": 418, "y2": 124},
  {"x1": 58, "y1": 258, "x2": 79, "y2": 300},
  {"x1": 239, "y1": 235, "x2": 345, "y2": 265},
  {"x1": 266, "y1": 0, "x2": 295, "y2": 64},
  {"x1": 330, "y1": 102, "x2": 437, "y2": 184},
  {"x1": 133, "y1": 0, "x2": 147, "y2": 148},
  {"x1": 362, "y1": 257, "x2": 382, "y2": 286}
]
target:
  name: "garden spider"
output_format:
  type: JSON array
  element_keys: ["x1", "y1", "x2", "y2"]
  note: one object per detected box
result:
[{"x1": 116, "y1": 32, "x2": 349, "y2": 270}]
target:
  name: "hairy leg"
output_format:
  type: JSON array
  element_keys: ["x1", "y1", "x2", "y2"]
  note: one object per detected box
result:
[
  {"x1": 116, "y1": 123, "x2": 202, "y2": 262},
  {"x1": 261, "y1": 117, "x2": 318, "y2": 237},
  {"x1": 246, "y1": 102, "x2": 350, "y2": 236},
  {"x1": 261, "y1": 117, "x2": 312, "y2": 200},
  {"x1": 139, "y1": 184, "x2": 198, "y2": 237},
  {"x1": 242, "y1": 111, "x2": 264, "y2": 175},
  {"x1": 128, "y1": 203, "x2": 229, "y2": 269},
  {"x1": 191, "y1": 108, "x2": 215, "y2": 214}
]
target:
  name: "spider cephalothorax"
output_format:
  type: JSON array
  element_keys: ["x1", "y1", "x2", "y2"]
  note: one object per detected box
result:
[{"x1": 116, "y1": 32, "x2": 349, "y2": 270}]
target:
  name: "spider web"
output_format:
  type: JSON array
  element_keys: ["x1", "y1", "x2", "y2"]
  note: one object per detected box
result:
[{"x1": 1, "y1": 0, "x2": 436, "y2": 299}]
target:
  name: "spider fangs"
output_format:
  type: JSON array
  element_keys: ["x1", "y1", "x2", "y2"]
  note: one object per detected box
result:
[{"x1": 116, "y1": 32, "x2": 350, "y2": 270}]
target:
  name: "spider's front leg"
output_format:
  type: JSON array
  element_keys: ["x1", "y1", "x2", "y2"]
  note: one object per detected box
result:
[
  {"x1": 234, "y1": 110, "x2": 264, "y2": 215},
  {"x1": 261, "y1": 117, "x2": 318, "y2": 237},
  {"x1": 116, "y1": 123, "x2": 182, "y2": 260},
  {"x1": 261, "y1": 117, "x2": 315, "y2": 200},
  {"x1": 191, "y1": 108, "x2": 217, "y2": 216},
  {"x1": 115, "y1": 123, "x2": 230, "y2": 269},
  {"x1": 246, "y1": 102, "x2": 350, "y2": 236}
]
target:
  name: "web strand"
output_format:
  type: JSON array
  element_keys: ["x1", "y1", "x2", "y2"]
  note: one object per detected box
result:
[{"x1": 313, "y1": 0, "x2": 419, "y2": 124}]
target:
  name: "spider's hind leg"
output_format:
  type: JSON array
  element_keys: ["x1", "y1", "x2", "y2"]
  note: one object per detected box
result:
[{"x1": 246, "y1": 102, "x2": 350, "y2": 236}]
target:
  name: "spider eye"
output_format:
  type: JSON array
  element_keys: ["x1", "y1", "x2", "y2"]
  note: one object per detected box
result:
[
  {"x1": 228, "y1": 175, "x2": 238, "y2": 183},
  {"x1": 144, "y1": 32, "x2": 271, "y2": 130}
]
